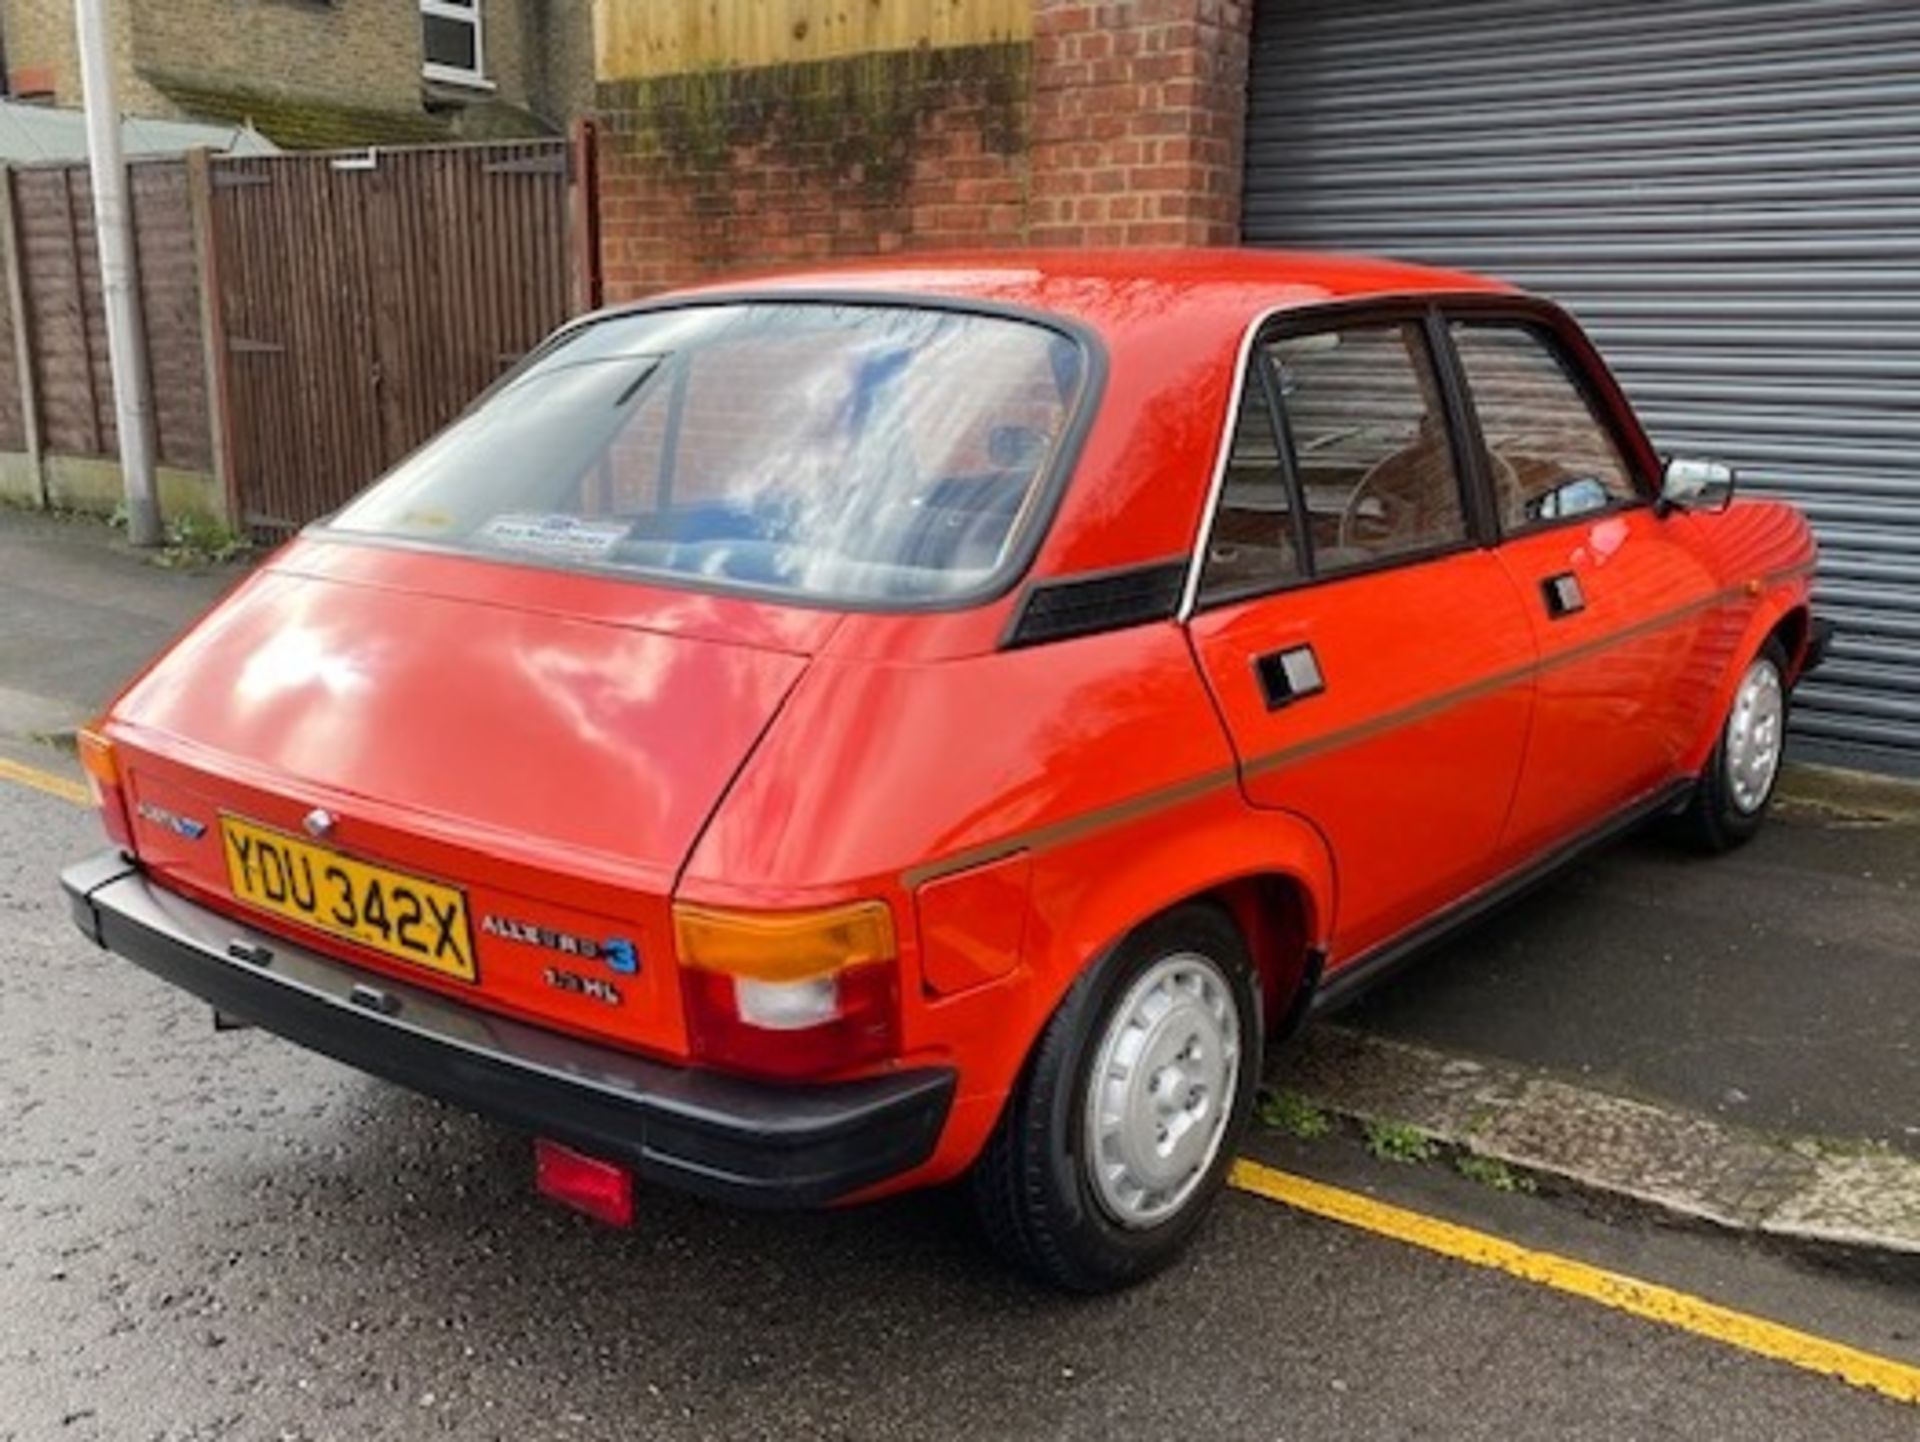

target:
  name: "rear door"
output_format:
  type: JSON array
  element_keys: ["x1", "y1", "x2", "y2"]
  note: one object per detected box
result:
[
  {"x1": 1187, "y1": 309, "x2": 1536, "y2": 965},
  {"x1": 1442, "y1": 312, "x2": 1726, "y2": 864}
]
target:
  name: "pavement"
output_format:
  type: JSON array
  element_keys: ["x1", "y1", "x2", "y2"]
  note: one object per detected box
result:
[
  {"x1": 5, "y1": 503, "x2": 1920, "y2": 1437},
  {"x1": 1331, "y1": 794, "x2": 1920, "y2": 1156},
  {"x1": 1285, "y1": 1026, "x2": 1920, "y2": 1273},
  {"x1": 0, "y1": 507, "x2": 239, "y2": 747}
]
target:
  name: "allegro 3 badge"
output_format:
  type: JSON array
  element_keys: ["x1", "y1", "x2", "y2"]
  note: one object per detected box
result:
[
  {"x1": 479, "y1": 914, "x2": 639, "y2": 977},
  {"x1": 135, "y1": 801, "x2": 207, "y2": 841}
]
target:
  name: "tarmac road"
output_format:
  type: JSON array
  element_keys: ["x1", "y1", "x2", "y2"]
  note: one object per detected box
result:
[{"x1": 6, "y1": 770, "x2": 1920, "y2": 1442}]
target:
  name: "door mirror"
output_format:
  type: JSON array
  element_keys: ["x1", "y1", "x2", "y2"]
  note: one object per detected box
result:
[{"x1": 1659, "y1": 457, "x2": 1736, "y2": 515}]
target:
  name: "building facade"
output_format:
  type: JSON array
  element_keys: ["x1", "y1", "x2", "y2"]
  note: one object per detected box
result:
[
  {"x1": 590, "y1": 0, "x2": 1920, "y2": 776},
  {"x1": 2, "y1": 0, "x2": 593, "y2": 147}
]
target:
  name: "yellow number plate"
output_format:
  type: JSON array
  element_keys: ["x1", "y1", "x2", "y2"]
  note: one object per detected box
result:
[{"x1": 220, "y1": 816, "x2": 476, "y2": 982}]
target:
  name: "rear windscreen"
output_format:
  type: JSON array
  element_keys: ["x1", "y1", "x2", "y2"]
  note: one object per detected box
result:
[{"x1": 327, "y1": 302, "x2": 1090, "y2": 606}]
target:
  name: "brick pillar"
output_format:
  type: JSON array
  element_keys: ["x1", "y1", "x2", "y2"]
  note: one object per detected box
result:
[{"x1": 1028, "y1": 0, "x2": 1252, "y2": 246}]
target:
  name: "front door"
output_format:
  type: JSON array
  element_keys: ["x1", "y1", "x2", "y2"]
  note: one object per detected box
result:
[
  {"x1": 1187, "y1": 314, "x2": 1536, "y2": 966},
  {"x1": 1443, "y1": 316, "x2": 1725, "y2": 863}
]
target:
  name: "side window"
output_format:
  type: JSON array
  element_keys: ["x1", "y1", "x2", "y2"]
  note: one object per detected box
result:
[
  {"x1": 1272, "y1": 323, "x2": 1469, "y2": 575},
  {"x1": 1197, "y1": 365, "x2": 1302, "y2": 603},
  {"x1": 1451, "y1": 323, "x2": 1638, "y2": 532}
]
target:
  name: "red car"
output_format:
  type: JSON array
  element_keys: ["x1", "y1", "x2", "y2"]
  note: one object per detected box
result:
[{"x1": 64, "y1": 251, "x2": 1827, "y2": 1291}]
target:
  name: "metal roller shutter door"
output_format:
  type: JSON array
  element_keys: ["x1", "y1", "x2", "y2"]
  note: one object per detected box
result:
[{"x1": 1243, "y1": 0, "x2": 1920, "y2": 773}]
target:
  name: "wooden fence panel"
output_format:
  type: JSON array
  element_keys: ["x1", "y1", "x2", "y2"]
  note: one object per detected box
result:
[
  {"x1": 130, "y1": 161, "x2": 211, "y2": 472},
  {"x1": 7, "y1": 159, "x2": 210, "y2": 472},
  {"x1": 73, "y1": 176, "x2": 113, "y2": 455},
  {"x1": 0, "y1": 141, "x2": 573, "y2": 528},
  {"x1": 210, "y1": 139, "x2": 577, "y2": 534},
  {"x1": 597, "y1": 0, "x2": 1032, "y2": 79},
  {"x1": 17, "y1": 167, "x2": 104, "y2": 460},
  {"x1": 210, "y1": 154, "x2": 371, "y2": 534},
  {"x1": 0, "y1": 181, "x2": 23, "y2": 455}
]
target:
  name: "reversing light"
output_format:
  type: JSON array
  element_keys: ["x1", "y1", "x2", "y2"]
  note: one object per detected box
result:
[
  {"x1": 736, "y1": 975, "x2": 838, "y2": 1030},
  {"x1": 76, "y1": 724, "x2": 134, "y2": 851},
  {"x1": 673, "y1": 900, "x2": 900, "y2": 1079}
]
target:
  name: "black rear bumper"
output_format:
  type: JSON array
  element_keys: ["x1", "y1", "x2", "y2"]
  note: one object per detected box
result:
[{"x1": 61, "y1": 852, "x2": 954, "y2": 1209}]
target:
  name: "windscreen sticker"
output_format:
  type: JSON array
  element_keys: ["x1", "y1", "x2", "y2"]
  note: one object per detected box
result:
[
  {"x1": 394, "y1": 507, "x2": 456, "y2": 532},
  {"x1": 479, "y1": 513, "x2": 629, "y2": 560}
]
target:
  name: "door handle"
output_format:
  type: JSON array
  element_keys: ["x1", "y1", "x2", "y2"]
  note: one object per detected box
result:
[
  {"x1": 1254, "y1": 644, "x2": 1325, "y2": 711},
  {"x1": 1541, "y1": 572, "x2": 1586, "y2": 619}
]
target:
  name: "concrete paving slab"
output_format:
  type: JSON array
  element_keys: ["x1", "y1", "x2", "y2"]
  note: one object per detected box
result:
[{"x1": 1281, "y1": 1027, "x2": 1920, "y2": 1270}]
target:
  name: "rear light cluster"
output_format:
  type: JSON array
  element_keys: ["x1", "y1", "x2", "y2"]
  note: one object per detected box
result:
[
  {"x1": 673, "y1": 900, "x2": 899, "y2": 1080},
  {"x1": 77, "y1": 726, "x2": 134, "y2": 852}
]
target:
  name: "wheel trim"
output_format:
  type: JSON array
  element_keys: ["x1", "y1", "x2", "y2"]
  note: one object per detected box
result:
[
  {"x1": 1725, "y1": 657, "x2": 1786, "y2": 815},
  {"x1": 1083, "y1": 952, "x2": 1241, "y2": 1230}
]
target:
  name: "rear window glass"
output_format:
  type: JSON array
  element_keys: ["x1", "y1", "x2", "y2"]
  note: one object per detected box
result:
[{"x1": 328, "y1": 303, "x2": 1089, "y2": 606}]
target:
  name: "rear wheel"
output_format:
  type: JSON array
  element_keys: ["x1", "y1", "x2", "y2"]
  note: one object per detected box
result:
[
  {"x1": 1679, "y1": 638, "x2": 1790, "y2": 852},
  {"x1": 970, "y1": 904, "x2": 1261, "y2": 1293}
]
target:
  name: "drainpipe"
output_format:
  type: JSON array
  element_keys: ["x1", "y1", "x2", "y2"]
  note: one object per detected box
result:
[{"x1": 74, "y1": 0, "x2": 161, "y2": 546}]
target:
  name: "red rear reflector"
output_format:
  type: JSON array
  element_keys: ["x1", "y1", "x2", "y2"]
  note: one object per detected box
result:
[{"x1": 533, "y1": 1138, "x2": 634, "y2": 1228}]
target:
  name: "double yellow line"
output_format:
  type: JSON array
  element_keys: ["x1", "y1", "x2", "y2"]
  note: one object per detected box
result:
[
  {"x1": 0, "y1": 754, "x2": 89, "y2": 806},
  {"x1": 1, "y1": 755, "x2": 1914, "y2": 1408}
]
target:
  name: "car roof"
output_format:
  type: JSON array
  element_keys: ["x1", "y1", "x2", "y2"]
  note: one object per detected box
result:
[{"x1": 650, "y1": 248, "x2": 1517, "y2": 336}]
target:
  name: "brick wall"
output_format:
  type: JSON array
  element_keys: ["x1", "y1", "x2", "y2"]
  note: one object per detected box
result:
[
  {"x1": 594, "y1": 0, "x2": 1254, "y2": 299},
  {"x1": 1028, "y1": 0, "x2": 1250, "y2": 247},
  {"x1": 133, "y1": 0, "x2": 559, "y2": 115},
  {"x1": 597, "y1": 46, "x2": 1032, "y2": 298},
  {"x1": 3, "y1": 0, "x2": 587, "y2": 140},
  {"x1": 2, "y1": 0, "x2": 136, "y2": 111}
]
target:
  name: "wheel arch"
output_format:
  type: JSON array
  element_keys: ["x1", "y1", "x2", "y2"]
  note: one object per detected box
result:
[
  {"x1": 1682, "y1": 586, "x2": 1812, "y2": 774},
  {"x1": 1198, "y1": 873, "x2": 1321, "y2": 1034},
  {"x1": 1031, "y1": 802, "x2": 1337, "y2": 1041},
  {"x1": 1768, "y1": 604, "x2": 1814, "y2": 681}
]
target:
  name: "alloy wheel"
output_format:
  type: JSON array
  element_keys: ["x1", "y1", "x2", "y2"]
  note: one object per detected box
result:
[
  {"x1": 1082, "y1": 952, "x2": 1242, "y2": 1229},
  {"x1": 1725, "y1": 656, "x2": 1786, "y2": 815}
]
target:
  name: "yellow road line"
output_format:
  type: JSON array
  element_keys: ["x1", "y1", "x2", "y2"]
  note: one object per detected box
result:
[
  {"x1": 0, "y1": 755, "x2": 89, "y2": 807},
  {"x1": 1230, "y1": 1158, "x2": 1920, "y2": 1408}
]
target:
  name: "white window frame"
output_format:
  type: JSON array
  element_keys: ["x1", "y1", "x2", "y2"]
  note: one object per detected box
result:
[{"x1": 421, "y1": 0, "x2": 489, "y2": 88}]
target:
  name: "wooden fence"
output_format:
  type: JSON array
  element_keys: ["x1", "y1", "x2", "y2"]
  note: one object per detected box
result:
[
  {"x1": 0, "y1": 134, "x2": 594, "y2": 535},
  {"x1": 0, "y1": 158, "x2": 213, "y2": 515},
  {"x1": 597, "y1": 0, "x2": 1032, "y2": 79}
]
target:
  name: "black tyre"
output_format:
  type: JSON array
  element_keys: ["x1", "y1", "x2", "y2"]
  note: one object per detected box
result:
[
  {"x1": 1678, "y1": 637, "x2": 1791, "y2": 853},
  {"x1": 970, "y1": 903, "x2": 1261, "y2": 1293}
]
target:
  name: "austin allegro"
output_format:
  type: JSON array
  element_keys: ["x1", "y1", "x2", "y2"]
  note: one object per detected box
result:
[{"x1": 63, "y1": 251, "x2": 1829, "y2": 1290}]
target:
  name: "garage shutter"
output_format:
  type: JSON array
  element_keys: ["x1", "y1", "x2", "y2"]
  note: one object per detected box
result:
[{"x1": 1244, "y1": 0, "x2": 1920, "y2": 773}]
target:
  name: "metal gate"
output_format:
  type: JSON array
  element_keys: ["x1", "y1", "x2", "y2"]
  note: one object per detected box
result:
[
  {"x1": 1243, "y1": 0, "x2": 1920, "y2": 772},
  {"x1": 206, "y1": 139, "x2": 582, "y2": 536}
]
